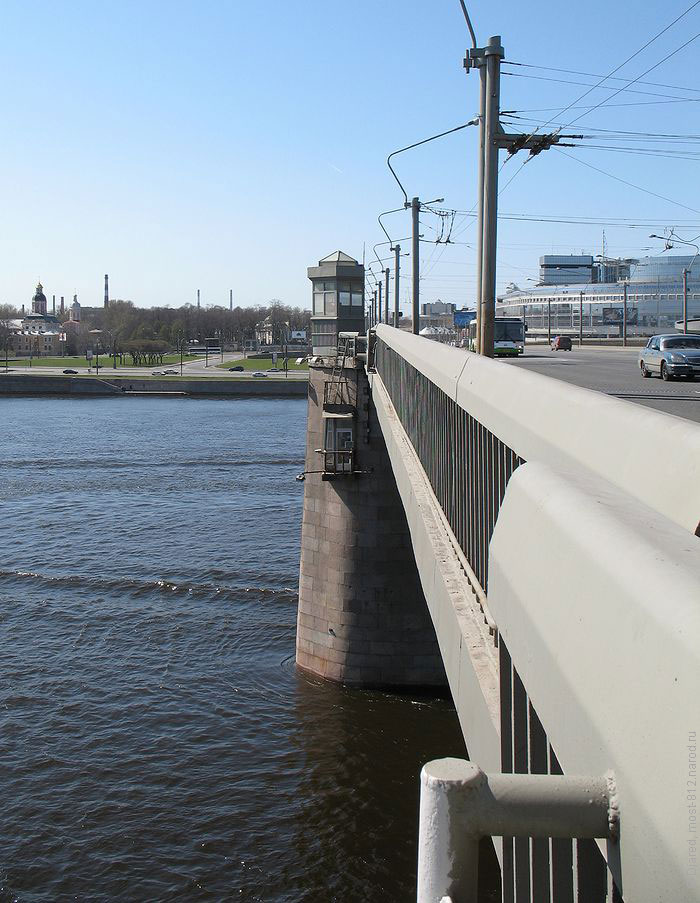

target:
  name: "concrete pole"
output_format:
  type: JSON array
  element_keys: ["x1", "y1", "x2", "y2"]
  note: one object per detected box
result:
[
  {"x1": 683, "y1": 269, "x2": 688, "y2": 334},
  {"x1": 412, "y1": 197, "x2": 420, "y2": 335},
  {"x1": 623, "y1": 282, "x2": 628, "y2": 347},
  {"x1": 474, "y1": 62, "x2": 487, "y2": 354},
  {"x1": 579, "y1": 291, "x2": 584, "y2": 347},
  {"x1": 384, "y1": 268, "x2": 390, "y2": 324},
  {"x1": 480, "y1": 36, "x2": 504, "y2": 358},
  {"x1": 547, "y1": 299, "x2": 551, "y2": 344},
  {"x1": 394, "y1": 244, "x2": 401, "y2": 327},
  {"x1": 372, "y1": 290, "x2": 377, "y2": 327},
  {"x1": 378, "y1": 281, "x2": 383, "y2": 324}
]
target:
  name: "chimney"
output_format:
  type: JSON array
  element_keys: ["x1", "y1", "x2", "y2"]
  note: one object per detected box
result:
[
  {"x1": 52, "y1": 294, "x2": 56, "y2": 315},
  {"x1": 197, "y1": 289, "x2": 200, "y2": 309},
  {"x1": 60, "y1": 295, "x2": 65, "y2": 314},
  {"x1": 229, "y1": 289, "x2": 233, "y2": 311},
  {"x1": 21, "y1": 303, "x2": 25, "y2": 316},
  {"x1": 104, "y1": 274, "x2": 109, "y2": 308}
]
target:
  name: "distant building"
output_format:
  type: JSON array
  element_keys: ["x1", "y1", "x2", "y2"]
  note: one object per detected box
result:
[
  {"x1": 499, "y1": 253, "x2": 700, "y2": 337},
  {"x1": 421, "y1": 301, "x2": 456, "y2": 316},
  {"x1": 539, "y1": 255, "x2": 593, "y2": 285},
  {"x1": 7, "y1": 282, "x2": 62, "y2": 355}
]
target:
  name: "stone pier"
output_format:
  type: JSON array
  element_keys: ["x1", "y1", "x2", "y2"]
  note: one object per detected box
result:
[{"x1": 295, "y1": 359, "x2": 445, "y2": 688}]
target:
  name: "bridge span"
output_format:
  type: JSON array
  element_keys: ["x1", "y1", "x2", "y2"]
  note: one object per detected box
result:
[{"x1": 296, "y1": 322, "x2": 700, "y2": 902}]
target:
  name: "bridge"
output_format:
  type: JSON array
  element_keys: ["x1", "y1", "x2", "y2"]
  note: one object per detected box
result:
[{"x1": 296, "y1": 255, "x2": 700, "y2": 902}]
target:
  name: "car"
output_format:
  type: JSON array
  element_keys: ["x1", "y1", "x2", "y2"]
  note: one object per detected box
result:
[
  {"x1": 639, "y1": 333, "x2": 700, "y2": 380},
  {"x1": 163, "y1": 369, "x2": 178, "y2": 375},
  {"x1": 267, "y1": 367, "x2": 280, "y2": 372},
  {"x1": 252, "y1": 371, "x2": 267, "y2": 378},
  {"x1": 152, "y1": 370, "x2": 164, "y2": 375},
  {"x1": 63, "y1": 368, "x2": 78, "y2": 374},
  {"x1": 551, "y1": 335, "x2": 572, "y2": 351},
  {"x1": 228, "y1": 365, "x2": 244, "y2": 371}
]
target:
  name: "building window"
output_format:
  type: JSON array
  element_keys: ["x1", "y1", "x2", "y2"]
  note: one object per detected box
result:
[{"x1": 323, "y1": 419, "x2": 354, "y2": 474}]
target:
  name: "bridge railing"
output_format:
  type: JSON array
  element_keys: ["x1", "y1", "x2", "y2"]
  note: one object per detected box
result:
[
  {"x1": 374, "y1": 324, "x2": 700, "y2": 595},
  {"x1": 372, "y1": 324, "x2": 700, "y2": 901}
]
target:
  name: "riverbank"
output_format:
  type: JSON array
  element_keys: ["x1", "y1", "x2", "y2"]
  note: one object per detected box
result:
[{"x1": 0, "y1": 373, "x2": 307, "y2": 397}]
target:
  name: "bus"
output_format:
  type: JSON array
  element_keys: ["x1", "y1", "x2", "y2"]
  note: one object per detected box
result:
[{"x1": 467, "y1": 317, "x2": 525, "y2": 356}]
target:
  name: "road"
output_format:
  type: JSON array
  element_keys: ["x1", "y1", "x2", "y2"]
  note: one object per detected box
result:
[
  {"x1": 0, "y1": 352, "x2": 309, "y2": 380},
  {"x1": 504, "y1": 346, "x2": 700, "y2": 424}
]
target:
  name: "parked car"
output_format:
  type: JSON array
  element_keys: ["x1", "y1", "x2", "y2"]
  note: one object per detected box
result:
[
  {"x1": 252, "y1": 371, "x2": 267, "y2": 378},
  {"x1": 163, "y1": 369, "x2": 178, "y2": 375},
  {"x1": 639, "y1": 333, "x2": 700, "y2": 380},
  {"x1": 228, "y1": 365, "x2": 244, "y2": 371},
  {"x1": 551, "y1": 335, "x2": 572, "y2": 351},
  {"x1": 63, "y1": 368, "x2": 78, "y2": 374}
]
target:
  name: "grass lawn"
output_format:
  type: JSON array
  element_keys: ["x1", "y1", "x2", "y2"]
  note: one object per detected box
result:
[
  {"x1": 215, "y1": 356, "x2": 309, "y2": 371},
  {"x1": 3, "y1": 353, "x2": 203, "y2": 369}
]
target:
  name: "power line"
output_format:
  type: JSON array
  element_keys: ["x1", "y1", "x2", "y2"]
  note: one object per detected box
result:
[
  {"x1": 505, "y1": 97, "x2": 700, "y2": 113},
  {"x1": 548, "y1": 0, "x2": 700, "y2": 128},
  {"x1": 555, "y1": 148, "x2": 700, "y2": 214},
  {"x1": 504, "y1": 60, "x2": 700, "y2": 96},
  {"x1": 502, "y1": 69, "x2": 695, "y2": 103},
  {"x1": 564, "y1": 27, "x2": 700, "y2": 127}
]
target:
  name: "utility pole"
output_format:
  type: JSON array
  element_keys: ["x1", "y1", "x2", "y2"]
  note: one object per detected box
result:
[
  {"x1": 378, "y1": 281, "x2": 383, "y2": 324},
  {"x1": 622, "y1": 282, "x2": 628, "y2": 347},
  {"x1": 465, "y1": 34, "x2": 564, "y2": 357},
  {"x1": 547, "y1": 299, "x2": 551, "y2": 345},
  {"x1": 411, "y1": 197, "x2": 420, "y2": 334},
  {"x1": 230, "y1": 289, "x2": 233, "y2": 312},
  {"x1": 579, "y1": 291, "x2": 584, "y2": 347},
  {"x1": 480, "y1": 36, "x2": 504, "y2": 358},
  {"x1": 394, "y1": 244, "x2": 401, "y2": 327},
  {"x1": 372, "y1": 290, "x2": 377, "y2": 327},
  {"x1": 683, "y1": 268, "x2": 688, "y2": 334},
  {"x1": 384, "y1": 268, "x2": 390, "y2": 324}
]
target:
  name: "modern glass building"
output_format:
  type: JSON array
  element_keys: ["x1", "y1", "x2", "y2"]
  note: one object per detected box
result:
[{"x1": 497, "y1": 254, "x2": 700, "y2": 336}]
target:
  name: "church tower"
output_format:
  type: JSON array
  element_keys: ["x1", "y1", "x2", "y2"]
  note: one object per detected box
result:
[{"x1": 32, "y1": 282, "x2": 47, "y2": 316}]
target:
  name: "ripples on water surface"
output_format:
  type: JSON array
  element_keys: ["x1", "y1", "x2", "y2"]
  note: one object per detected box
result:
[{"x1": 0, "y1": 397, "x2": 467, "y2": 902}]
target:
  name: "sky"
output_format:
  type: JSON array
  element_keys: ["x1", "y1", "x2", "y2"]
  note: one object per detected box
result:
[{"x1": 2, "y1": 0, "x2": 700, "y2": 313}]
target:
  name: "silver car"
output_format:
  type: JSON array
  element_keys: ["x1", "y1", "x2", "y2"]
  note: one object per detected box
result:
[{"x1": 639, "y1": 334, "x2": 700, "y2": 380}]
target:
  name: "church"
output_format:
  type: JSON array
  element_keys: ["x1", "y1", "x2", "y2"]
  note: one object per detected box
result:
[{"x1": 8, "y1": 283, "x2": 63, "y2": 356}]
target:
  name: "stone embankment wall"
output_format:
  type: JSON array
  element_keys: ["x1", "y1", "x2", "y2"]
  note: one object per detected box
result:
[
  {"x1": 296, "y1": 364, "x2": 445, "y2": 688},
  {"x1": 0, "y1": 374, "x2": 307, "y2": 397}
]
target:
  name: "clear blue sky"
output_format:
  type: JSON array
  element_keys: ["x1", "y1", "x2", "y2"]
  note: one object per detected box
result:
[{"x1": 2, "y1": 0, "x2": 699, "y2": 313}]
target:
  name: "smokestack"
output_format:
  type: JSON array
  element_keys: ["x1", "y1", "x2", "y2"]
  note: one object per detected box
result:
[
  {"x1": 229, "y1": 289, "x2": 233, "y2": 311},
  {"x1": 197, "y1": 289, "x2": 200, "y2": 309},
  {"x1": 60, "y1": 295, "x2": 65, "y2": 314},
  {"x1": 104, "y1": 274, "x2": 109, "y2": 308},
  {"x1": 52, "y1": 294, "x2": 56, "y2": 315},
  {"x1": 22, "y1": 303, "x2": 25, "y2": 316}
]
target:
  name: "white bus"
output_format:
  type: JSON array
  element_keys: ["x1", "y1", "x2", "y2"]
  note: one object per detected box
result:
[{"x1": 467, "y1": 317, "x2": 525, "y2": 356}]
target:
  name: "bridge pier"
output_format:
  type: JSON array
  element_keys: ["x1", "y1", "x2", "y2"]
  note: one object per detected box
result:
[{"x1": 296, "y1": 361, "x2": 446, "y2": 688}]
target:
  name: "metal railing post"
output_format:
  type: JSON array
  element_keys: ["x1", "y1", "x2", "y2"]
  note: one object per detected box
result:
[{"x1": 417, "y1": 758, "x2": 615, "y2": 903}]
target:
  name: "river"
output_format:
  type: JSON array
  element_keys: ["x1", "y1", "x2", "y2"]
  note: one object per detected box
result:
[{"x1": 0, "y1": 396, "x2": 469, "y2": 902}]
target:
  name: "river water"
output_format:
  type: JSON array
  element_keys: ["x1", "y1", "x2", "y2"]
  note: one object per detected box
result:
[{"x1": 0, "y1": 396, "x2": 468, "y2": 902}]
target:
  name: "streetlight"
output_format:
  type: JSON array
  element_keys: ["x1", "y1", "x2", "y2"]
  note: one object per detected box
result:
[
  {"x1": 89, "y1": 329, "x2": 102, "y2": 373},
  {"x1": 650, "y1": 233, "x2": 699, "y2": 334}
]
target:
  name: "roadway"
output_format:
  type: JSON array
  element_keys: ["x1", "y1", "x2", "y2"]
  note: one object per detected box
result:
[
  {"x1": 503, "y1": 346, "x2": 700, "y2": 424},
  {"x1": 0, "y1": 352, "x2": 309, "y2": 380}
]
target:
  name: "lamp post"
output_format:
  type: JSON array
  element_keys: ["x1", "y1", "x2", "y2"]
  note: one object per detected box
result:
[
  {"x1": 89, "y1": 329, "x2": 102, "y2": 374},
  {"x1": 650, "y1": 233, "x2": 700, "y2": 334}
]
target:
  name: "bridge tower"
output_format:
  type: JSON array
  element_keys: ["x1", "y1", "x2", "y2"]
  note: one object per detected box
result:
[{"x1": 296, "y1": 252, "x2": 445, "y2": 687}]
